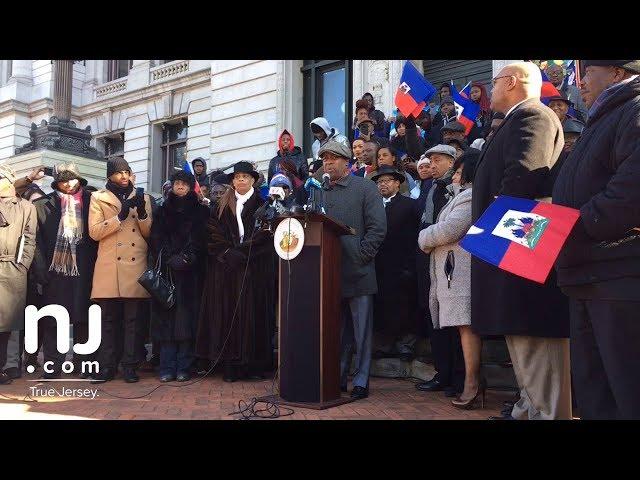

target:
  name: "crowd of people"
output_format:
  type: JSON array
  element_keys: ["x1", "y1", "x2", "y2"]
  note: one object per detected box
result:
[{"x1": 0, "y1": 59, "x2": 638, "y2": 420}]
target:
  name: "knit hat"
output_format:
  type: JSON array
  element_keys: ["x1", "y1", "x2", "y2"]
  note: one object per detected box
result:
[
  {"x1": 582, "y1": 60, "x2": 640, "y2": 74},
  {"x1": 106, "y1": 156, "x2": 131, "y2": 178},
  {"x1": 170, "y1": 170, "x2": 196, "y2": 190},
  {"x1": 416, "y1": 156, "x2": 431, "y2": 169},
  {"x1": 270, "y1": 173, "x2": 293, "y2": 191},
  {"x1": 51, "y1": 162, "x2": 88, "y2": 190},
  {"x1": 563, "y1": 118, "x2": 585, "y2": 135}
]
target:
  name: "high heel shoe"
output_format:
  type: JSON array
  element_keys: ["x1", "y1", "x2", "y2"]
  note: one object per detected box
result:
[{"x1": 451, "y1": 379, "x2": 487, "y2": 410}]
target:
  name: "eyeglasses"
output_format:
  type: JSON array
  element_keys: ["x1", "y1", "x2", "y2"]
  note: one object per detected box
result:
[
  {"x1": 492, "y1": 75, "x2": 514, "y2": 86},
  {"x1": 376, "y1": 178, "x2": 398, "y2": 185}
]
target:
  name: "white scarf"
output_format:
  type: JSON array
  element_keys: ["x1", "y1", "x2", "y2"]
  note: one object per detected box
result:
[{"x1": 234, "y1": 187, "x2": 254, "y2": 242}]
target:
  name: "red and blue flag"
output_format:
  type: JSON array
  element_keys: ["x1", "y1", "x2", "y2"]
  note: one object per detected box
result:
[
  {"x1": 460, "y1": 196, "x2": 580, "y2": 283},
  {"x1": 450, "y1": 81, "x2": 480, "y2": 136},
  {"x1": 395, "y1": 61, "x2": 437, "y2": 118},
  {"x1": 183, "y1": 160, "x2": 201, "y2": 194},
  {"x1": 540, "y1": 70, "x2": 561, "y2": 102}
]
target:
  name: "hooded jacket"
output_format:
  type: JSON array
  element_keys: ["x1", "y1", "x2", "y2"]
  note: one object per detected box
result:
[
  {"x1": 268, "y1": 129, "x2": 308, "y2": 183},
  {"x1": 553, "y1": 76, "x2": 640, "y2": 297},
  {"x1": 310, "y1": 117, "x2": 349, "y2": 162},
  {"x1": 191, "y1": 158, "x2": 210, "y2": 187}
]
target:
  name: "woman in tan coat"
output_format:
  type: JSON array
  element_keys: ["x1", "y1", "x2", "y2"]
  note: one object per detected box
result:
[{"x1": 88, "y1": 157, "x2": 152, "y2": 384}]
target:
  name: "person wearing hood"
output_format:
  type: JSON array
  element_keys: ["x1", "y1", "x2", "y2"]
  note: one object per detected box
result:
[
  {"x1": 310, "y1": 117, "x2": 349, "y2": 167},
  {"x1": 150, "y1": 170, "x2": 209, "y2": 382},
  {"x1": 30, "y1": 163, "x2": 98, "y2": 379},
  {"x1": 553, "y1": 60, "x2": 640, "y2": 420},
  {"x1": 0, "y1": 164, "x2": 37, "y2": 385},
  {"x1": 88, "y1": 156, "x2": 154, "y2": 384},
  {"x1": 268, "y1": 130, "x2": 308, "y2": 184},
  {"x1": 191, "y1": 158, "x2": 210, "y2": 188}
]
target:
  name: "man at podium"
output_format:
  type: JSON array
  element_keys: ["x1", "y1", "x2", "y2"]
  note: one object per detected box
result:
[{"x1": 318, "y1": 140, "x2": 387, "y2": 400}]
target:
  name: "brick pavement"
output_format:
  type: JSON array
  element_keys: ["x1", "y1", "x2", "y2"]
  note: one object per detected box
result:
[{"x1": 0, "y1": 368, "x2": 513, "y2": 420}]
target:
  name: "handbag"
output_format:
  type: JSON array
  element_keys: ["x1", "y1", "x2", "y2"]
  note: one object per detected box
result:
[{"x1": 138, "y1": 249, "x2": 175, "y2": 309}]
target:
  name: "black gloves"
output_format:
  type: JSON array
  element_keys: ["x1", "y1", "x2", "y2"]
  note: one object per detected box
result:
[
  {"x1": 118, "y1": 198, "x2": 134, "y2": 221},
  {"x1": 218, "y1": 248, "x2": 247, "y2": 271},
  {"x1": 167, "y1": 253, "x2": 195, "y2": 271},
  {"x1": 132, "y1": 191, "x2": 147, "y2": 219}
]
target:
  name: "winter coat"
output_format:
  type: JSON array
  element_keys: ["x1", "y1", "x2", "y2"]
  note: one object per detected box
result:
[
  {"x1": 149, "y1": 192, "x2": 209, "y2": 342},
  {"x1": 268, "y1": 129, "x2": 309, "y2": 183},
  {"x1": 195, "y1": 188, "x2": 275, "y2": 369},
  {"x1": 192, "y1": 158, "x2": 210, "y2": 188},
  {"x1": 88, "y1": 187, "x2": 153, "y2": 299},
  {"x1": 553, "y1": 76, "x2": 640, "y2": 300},
  {"x1": 419, "y1": 187, "x2": 473, "y2": 329},
  {"x1": 31, "y1": 189, "x2": 98, "y2": 324},
  {"x1": 323, "y1": 174, "x2": 387, "y2": 298},
  {"x1": 471, "y1": 97, "x2": 569, "y2": 338},
  {"x1": 0, "y1": 192, "x2": 37, "y2": 332},
  {"x1": 374, "y1": 194, "x2": 420, "y2": 335},
  {"x1": 310, "y1": 117, "x2": 350, "y2": 161}
]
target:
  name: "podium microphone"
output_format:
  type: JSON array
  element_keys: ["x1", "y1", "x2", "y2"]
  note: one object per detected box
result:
[{"x1": 322, "y1": 173, "x2": 331, "y2": 191}]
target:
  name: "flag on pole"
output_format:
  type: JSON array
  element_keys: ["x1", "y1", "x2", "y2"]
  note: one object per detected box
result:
[
  {"x1": 459, "y1": 81, "x2": 472, "y2": 99},
  {"x1": 395, "y1": 61, "x2": 437, "y2": 118},
  {"x1": 460, "y1": 195, "x2": 580, "y2": 283},
  {"x1": 450, "y1": 81, "x2": 480, "y2": 136},
  {"x1": 183, "y1": 160, "x2": 201, "y2": 194}
]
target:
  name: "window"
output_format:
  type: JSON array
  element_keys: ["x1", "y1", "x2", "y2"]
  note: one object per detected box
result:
[
  {"x1": 301, "y1": 60, "x2": 352, "y2": 158},
  {"x1": 160, "y1": 119, "x2": 188, "y2": 184},
  {"x1": 107, "y1": 60, "x2": 133, "y2": 82},
  {"x1": 103, "y1": 133, "x2": 125, "y2": 160}
]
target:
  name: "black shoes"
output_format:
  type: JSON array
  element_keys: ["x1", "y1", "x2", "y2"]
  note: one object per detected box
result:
[
  {"x1": 123, "y1": 368, "x2": 139, "y2": 383},
  {"x1": 416, "y1": 378, "x2": 444, "y2": 392},
  {"x1": 159, "y1": 373, "x2": 176, "y2": 383},
  {"x1": 3, "y1": 367, "x2": 21, "y2": 380},
  {"x1": 90, "y1": 368, "x2": 115, "y2": 384},
  {"x1": 176, "y1": 371, "x2": 191, "y2": 382},
  {"x1": 0, "y1": 371, "x2": 11, "y2": 385},
  {"x1": 488, "y1": 413, "x2": 515, "y2": 420},
  {"x1": 40, "y1": 371, "x2": 62, "y2": 380},
  {"x1": 351, "y1": 386, "x2": 369, "y2": 400},
  {"x1": 223, "y1": 366, "x2": 238, "y2": 383}
]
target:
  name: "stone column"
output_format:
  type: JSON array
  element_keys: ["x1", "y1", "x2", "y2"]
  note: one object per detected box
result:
[{"x1": 53, "y1": 60, "x2": 73, "y2": 121}]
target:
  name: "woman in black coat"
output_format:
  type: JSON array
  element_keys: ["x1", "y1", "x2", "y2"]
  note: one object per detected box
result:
[
  {"x1": 32, "y1": 164, "x2": 98, "y2": 377},
  {"x1": 149, "y1": 171, "x2": 209, "y2": 382},
  {"x1": 195, "y1": 161, "x2": 275, "y2": 382}
]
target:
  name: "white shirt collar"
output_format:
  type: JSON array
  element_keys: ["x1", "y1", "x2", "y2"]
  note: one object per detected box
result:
[{"x1": 383, "y1": 193, "x2": 397, "y2": 204}]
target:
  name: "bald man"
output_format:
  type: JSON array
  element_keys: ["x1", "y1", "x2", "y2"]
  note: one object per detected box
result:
[{"x1": 470, "y1": 62, "x2": 571, "y2": 420}]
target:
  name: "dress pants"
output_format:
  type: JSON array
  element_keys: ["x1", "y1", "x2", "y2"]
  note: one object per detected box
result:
[
  {"x1": 5, "y1": 330, "x2": 21, "y2": 370},
  {"x1": 97, "y1": 299, "x2": 143, "y2": 371},
  {"x1": 505, "y1": 335, "x2": 572, "y2": 420},
  {"x1": 340, "y1": 295, "x2": 373, "y2": 389},
  {"x1": 427, "y1": 321, "x2": 465, "y2": 391},
  {"x1": 570, "y1": 298, "x2": 640, "y2": 420}
]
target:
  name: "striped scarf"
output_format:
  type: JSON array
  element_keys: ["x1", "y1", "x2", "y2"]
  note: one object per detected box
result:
[{"x1": 49, "y1": 190, "x2": 83, "y2": 276}]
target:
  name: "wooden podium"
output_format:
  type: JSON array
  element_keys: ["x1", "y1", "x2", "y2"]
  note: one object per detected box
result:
[{"x1": 263, "y1": 213, "x2": 355, "y2": 410}]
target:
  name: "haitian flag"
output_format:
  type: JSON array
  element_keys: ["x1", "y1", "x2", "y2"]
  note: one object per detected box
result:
[
  {"x1": 460, "y1": 196, "x2": 580, "y2": 283},
  {"x1": 183, "y1": 160, "x2": 201, "y2": 194},
  {"x1": 450, "y1": 81, "x2": 480, "y2": 136},
  {"x1": 395, "y1": 61, "x2": 437, "y2": 118}
]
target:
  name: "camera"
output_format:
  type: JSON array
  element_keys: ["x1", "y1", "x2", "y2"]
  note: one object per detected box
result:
[
  {"x1": 359, "y1": 122, "x2": 370, "y2": 136},
  {"x1": 43, "y1": 166, "x2": 54, "y2": 177}
]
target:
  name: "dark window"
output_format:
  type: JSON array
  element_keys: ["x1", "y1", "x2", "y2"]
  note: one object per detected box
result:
[
  {"x1": 103, "y1": 132, "x2": 125, "y2": 160},
  {"x1": 301, "y1": 60, "x2": 352, "y2": 158},
  {"x1": 107, "y1": 60, "x2": 133, "y2": 82},
  {"x1": 160, "y1": 119, "x2": 188, "y2": 184}
]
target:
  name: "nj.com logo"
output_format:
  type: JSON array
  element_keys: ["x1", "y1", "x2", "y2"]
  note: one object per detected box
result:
[{"x1": 25, "y1": 305, "x2": 102, "y2": 376}]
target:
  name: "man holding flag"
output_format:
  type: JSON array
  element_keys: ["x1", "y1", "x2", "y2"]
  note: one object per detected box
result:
[{"x1": 471, "y1": 62, "x2": 571, "y2": 420}]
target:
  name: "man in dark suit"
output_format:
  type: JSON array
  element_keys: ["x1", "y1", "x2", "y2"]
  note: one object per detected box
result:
[
  {"x1": 471, "y1": 62, "x2": 571, "y2": 420},
  {"x1": 371, "y1": 166, "x2": 420, "y2": 361},
  {"x1": 553, "y1": 60, "x2": 640, "y2": 419}
]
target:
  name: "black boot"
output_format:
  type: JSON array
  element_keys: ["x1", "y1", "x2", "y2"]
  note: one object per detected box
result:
[
  {"x1": 90, "y1": 367, "x2": 115, "y2": 384},
  {"x1": 223, "y1": 365, "x2": 238, "y2": 383},
  {"x1": 123, "y1": 368, "x2": 139, "y2": 383}
]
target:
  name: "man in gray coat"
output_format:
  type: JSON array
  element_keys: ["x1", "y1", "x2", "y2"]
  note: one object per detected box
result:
[{"x1": 319, "y1": 140, "x2": 386, "y2": 399}]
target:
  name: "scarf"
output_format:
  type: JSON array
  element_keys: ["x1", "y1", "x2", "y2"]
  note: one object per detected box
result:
[
  {"x1": 106, "y1": 180, "x2": 134, "y2": 203},
  {"x1": 588, "y1": 74, "x2": 639, "y2": 119},
  {"x1": 235, "y1": 187, "x2": 254, "y2": 243},
  {"x1": 421, "y1": 169, "x2": 453, "y2": 226},
  {"x1": 49, "y1": 189, "x2": 84, "y2": 276}
]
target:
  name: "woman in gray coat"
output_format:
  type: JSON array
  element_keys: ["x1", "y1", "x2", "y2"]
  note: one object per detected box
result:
[{"x1": 418, "y1": 149, "x2": 483, "y2": 409}]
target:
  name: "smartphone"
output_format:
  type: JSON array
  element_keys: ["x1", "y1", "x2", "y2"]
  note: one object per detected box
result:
[
  {"x1": 43, "y1": 166, "x2": 54, "y2": 176},
  {"x1": 135, "y1": 187, "x2": 144, "y2": 197}
]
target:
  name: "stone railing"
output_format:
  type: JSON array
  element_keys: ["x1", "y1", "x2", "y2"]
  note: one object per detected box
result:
[
  {"x1": 95, "y1": 78, "x2": 127, "y2": 98},
  {"x1": 150, "y1": 60, "x2": 190, "y2": 83}
]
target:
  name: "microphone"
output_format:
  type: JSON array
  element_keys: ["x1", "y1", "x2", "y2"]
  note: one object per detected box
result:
[{"x1": 322, "y1": 173, "x2": 331, "y2": 191}]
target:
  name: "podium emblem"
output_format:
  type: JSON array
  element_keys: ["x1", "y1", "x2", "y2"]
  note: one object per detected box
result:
[{"x1": 274, "y1": 218, "x2": 305, "y2": 260}]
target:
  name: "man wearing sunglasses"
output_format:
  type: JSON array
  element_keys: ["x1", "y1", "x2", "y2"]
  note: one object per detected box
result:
[{"x1": 471, "y1": 62, "x2": 570, "y2": 420}]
